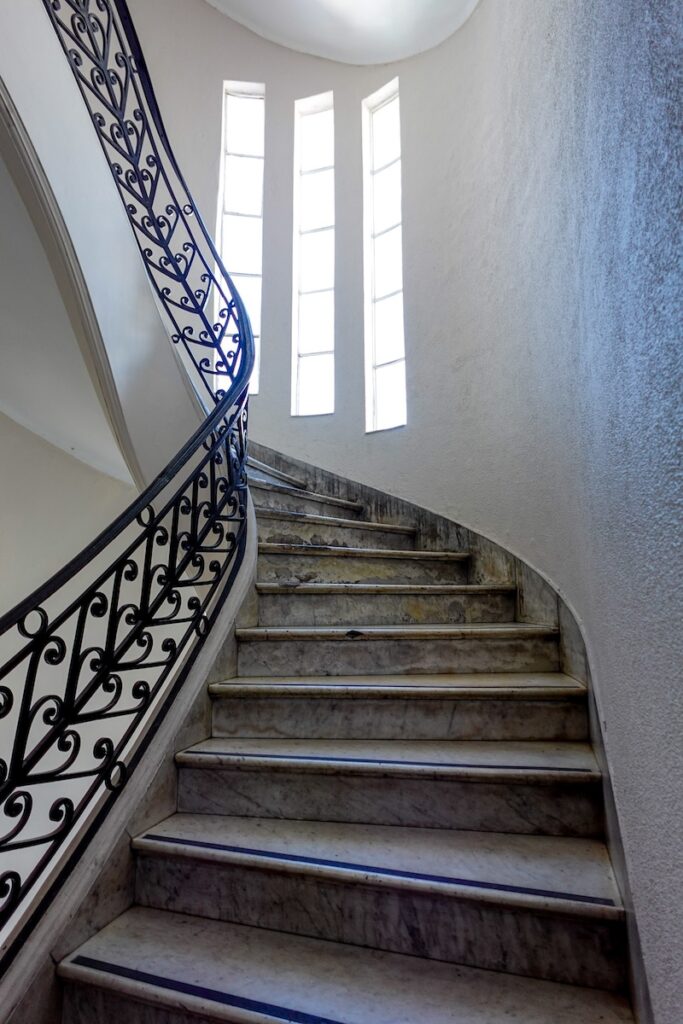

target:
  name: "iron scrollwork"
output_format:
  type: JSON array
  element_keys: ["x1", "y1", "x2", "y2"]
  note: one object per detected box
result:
[{"x1": 0, "y1": 0, "x2": 254, "y2": 972}]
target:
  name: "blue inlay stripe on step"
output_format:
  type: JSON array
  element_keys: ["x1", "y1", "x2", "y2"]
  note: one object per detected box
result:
[
  {"x1": 141, "y1": 833, "x2": 615, "y2": 907},
  {"x1": 71, "y1": 955, "x2": 345, "y2": 1024},
  {"x1": 186, "y1": 750, "x2": 594, "y2": 772}
]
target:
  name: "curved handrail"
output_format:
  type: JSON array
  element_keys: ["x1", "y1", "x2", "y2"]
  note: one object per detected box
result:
[{"x1": 0, "y1": 0, "x2": 254, "y2": 973}]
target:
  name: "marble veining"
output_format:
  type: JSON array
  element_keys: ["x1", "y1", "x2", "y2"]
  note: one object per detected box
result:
[{"x1": 60, "y1": 465, "x2": 630, "y2": 1023}]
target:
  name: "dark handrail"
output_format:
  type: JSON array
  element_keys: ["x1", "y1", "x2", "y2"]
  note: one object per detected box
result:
[{"x1": 0, "y1": 0, "x2": 254, "y2": 973}]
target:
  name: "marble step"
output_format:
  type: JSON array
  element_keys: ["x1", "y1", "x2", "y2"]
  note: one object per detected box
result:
[
  {"x1": 257, "y1": 543, "x2": 470, "y2": 584},
  {"x1": 251, "y1": 480, "x2": 364, "y2": 519},
  {"x1": 60, "y1": 908, "x2": 633, "y2": 1024},
  {"x1": 256, "y1": 510, "x2": 416, "y2": 551},
  {"x1": 255, "y1": 581, "x2": 516, "y2": 626},
  {"x1": 210, "y1": 673, "x2": 588, "y2": 741},
  {"x1": 236, "y1": 623, "x2": 560, "y2": 677},
  {"x1": 134, "y1": 814, "x2": 626, "y2": 990},
  {"x1": 247, "y1": 456, "x2": 307, "y2": 490},
  {"x1": 177, "y1": 738, "x2": 603, "y2": 836}
]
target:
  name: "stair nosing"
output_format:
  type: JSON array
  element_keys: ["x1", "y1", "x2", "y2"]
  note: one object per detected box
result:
[
  {"x1": 176, "y1": 746, "x2": 599, "y2": 784},
  {"x1": 247, "y1": 458, "x2": 307, "y2": 490},
  {"x1": 258, "y1": 542, "x2": 469, "y2": 561},
  {"x1": 132, "y1": 825, "x2": 621, "y2": 921},
  {"x1": 255, "y1": 509, "x2": 415, "y2": 534},
  {"x1": 255, "y1": 582, "x2": 515, "y2": 595},
  {"x1": 251, "y1": 480, "x2": 363, "y2": 511},
  {"x1": 208, "y1": 675, "x2": 585, "y2": 701},
  {"x1": 236, "y1": 623, "x2": 558, "y2": 641}
]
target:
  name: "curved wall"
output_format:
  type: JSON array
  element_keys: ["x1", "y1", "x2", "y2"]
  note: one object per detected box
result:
[
  {"x1": 0, "y1": 0, "x2": 203, "y2": 487},
  {"x1": 58, "y1": 1, "x2": 683, "y2": 1020},
  {"x1": 0, "y1": 412, "x2": 136, "y2": 615},
  {"x1": 0, "y1": 145, "x2": 131, "y2": 482}
]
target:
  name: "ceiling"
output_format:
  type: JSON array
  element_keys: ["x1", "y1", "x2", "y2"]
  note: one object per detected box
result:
[{"x1": 203, "y1": 0, "x2": 481, "y2": 65}]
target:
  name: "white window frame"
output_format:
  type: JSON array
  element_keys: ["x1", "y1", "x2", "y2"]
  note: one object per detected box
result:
[
  {"x1": 362, "y1": 78, "x2": 407, "y2": 433},
  {"x1": 291, "y1": 91, "x2": 335, "y2": 417},
  {"x1": 217, "y1": 81, "x2": 265, "y2": 395}
]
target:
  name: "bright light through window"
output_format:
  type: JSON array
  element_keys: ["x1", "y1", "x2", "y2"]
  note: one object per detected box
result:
[
  {"x1": 292, "y1": 92, "x2": 335, "y2": 416},
  {"x1": 218, "y1": 83, "x2": 265, "y2": 395},
  {"x1": 363, "y1": 80, "x2": 406, "y2": 432}
]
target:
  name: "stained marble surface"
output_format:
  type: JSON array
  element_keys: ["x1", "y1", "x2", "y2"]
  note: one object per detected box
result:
[
  {"x1": 257, "y1": 516, "x2": 415, "y2": 551},
  {"x1": 136, "y1": 855, "x2": 625, "y2": 989},
  {"x1": 212, "y1": 694, "x2": 587, "y2": 741},
  {"x1": 237, "y1": 632, "x2": 560, "y2": 677},
  {"x1": 251, "y1": 481, "x2": 363, "y2": 518},
  {"x1": 256, "y1": 585, "x2": 515, "y2": 626},
  {"x1": 209, "y1": 671, "x2": 586, "y2": 694},
  {"x1": 256, "y1": 546, "x2": 470, "y2": 585},
  {"x1": 60, "y1": 908, "x2": 634, "y2": 1024},
  {"x1": 178, "y1": 736, "x2": 599, "y2": 772},
  {"x1": 178, "y1": 768, "x2": 602, "y2": 836},
  {"x1": 135, "y1": 813, "x2": 618, "y2": 907}
]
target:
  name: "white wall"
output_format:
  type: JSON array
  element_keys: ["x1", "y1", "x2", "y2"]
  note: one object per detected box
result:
[
  {"x1": 112, "y1": 2, "x2": 682, "y2": 1019},
  {"x1": 0, "y1": 412, "x2": 135, "y2": 615},
  {"x1": 0, "y1": 149, "x2": 132, "y2": 482},
  {"x1": 0, "y1": 0, "x2": 203, "y2": 486}
]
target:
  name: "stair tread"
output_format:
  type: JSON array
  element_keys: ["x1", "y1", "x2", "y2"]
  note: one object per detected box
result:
[
  {"x1": 255, "y1": 508, "x2": 414, "y2": 533},
  {"x1": 237, "y1": 622, "x2": 557, "y2": 640},
  {"x1": 59, "y1": 907, "x2": 632, "y2": 1023},
  {"x1": 259, "y1": 542, "x2": 468, "y2": 560},
  {"x1": 177, "y1": 737, "x2": 599, "y2": 780},
  {"x1": 247, "y1": 457, "x2": 307, "y2": 490},
  {"x1": 251, "y1": 480, "x2": 363, "y2": 511},
  {"x1": 134, "y1": 813, "x2": 620, "y2": 917},
  {"x1": 209, "y1": 671, "x2": 584, "y2": 699}
]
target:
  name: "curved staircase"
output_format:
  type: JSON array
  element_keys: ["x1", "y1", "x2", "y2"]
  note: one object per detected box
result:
[{"x1": 58, "y1": 460, "x2": 633, "y2": 1024}]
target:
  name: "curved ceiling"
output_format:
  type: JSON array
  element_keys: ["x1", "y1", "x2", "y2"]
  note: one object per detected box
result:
[{"x1": 204, "y1": 0, "x2": 481, "y2": 65}]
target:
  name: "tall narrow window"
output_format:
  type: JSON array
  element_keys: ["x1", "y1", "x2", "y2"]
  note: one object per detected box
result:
[
  {"x1": 363, "y1": 79, "x2": 406, "y2": 431},
  {"x1": 218, "y1": 82, "x2": 265, "y2": 394},
  {"x1": 292, "y1": 92, "x2": 335, "y2": 416}
]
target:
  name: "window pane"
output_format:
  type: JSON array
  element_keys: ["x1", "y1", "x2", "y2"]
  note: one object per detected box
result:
[
  {"x1": 226, "y1": 93, "x2": 264, "y2": 156},
  {"x1": 373, "y1": 160, "x2": 402, "y2": 235},
  {"x1": 373, "y1": 225, "x2": 402, "y2": 298},
  {"x1": 299, "y1": 228, "x2": 334, "y2": 293},
  {"x1": 374, "y1": 292, "x2": 404, "y2": 366},
  {"x1": 372, "y1": 96, "x2": 400, "y2": 169},
  {"x1": 300, "y1": 108, "x2": 334, "y2": 172},
  {"x1": 231, "y1": 274, "x2": 262, "y2": 337},
  {"x1": 297, "y1": 352, "x2": 334, "y2": 414},
  {"x1": 300, "y1": 168, "x2": 334, "y2": 232},
  {"x1": 224, "y1": 155, "x2": 263, "y2": 215},
  {"x1": 222, "y1": 214, "x2": 262, "y2": 275},
  {"x1": 298, "y1": 290, "x2": 334, "y2": 355},
  {"x1": 375, "y1": 359, "x2": 406, "y2": 430}
]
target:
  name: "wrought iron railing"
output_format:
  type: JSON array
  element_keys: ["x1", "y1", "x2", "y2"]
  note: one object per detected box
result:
[{"x1": 0, "y1": 0, "x2": 254, "y2": 972}]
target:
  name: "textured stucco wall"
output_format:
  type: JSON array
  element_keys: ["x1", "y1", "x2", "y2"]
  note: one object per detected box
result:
[{"x1": 129, "y1": 1, "x2": 681, "y2": 1019}]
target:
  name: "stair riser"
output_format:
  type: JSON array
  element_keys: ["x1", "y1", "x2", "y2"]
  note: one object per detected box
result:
[
  {"x1": 237, "y1": 636, "x2": 560, "y2": 677},
  {"x1": 178, "y1": 768, "x2": 602, "y2": 836},
  {"x1": 257, "y1": 518, "x2": 414, "y2": 551},
  {"x1": 136, "y1": 855, "x2": 626, "y2": 990},
  {"x1": 212, "y1": 696, "x2": 588, "y2": 741},
  {"x1": 256, "y1": 590, "x2": 515, "y2": 626},
  {"x1": 257, "y1": 551, "x2": 469, "y2": 585},
  {"x1": 63, "y1": 987, "x2": 193, "y2": 1024},
  {"x1": 252, "y1": 485, "x2": 362, "y2": 518}
]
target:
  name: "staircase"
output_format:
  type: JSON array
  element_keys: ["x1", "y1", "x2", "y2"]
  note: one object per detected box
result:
[{"x1": 58, "y1": 460, "x2": 634, "y2": 1023}]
